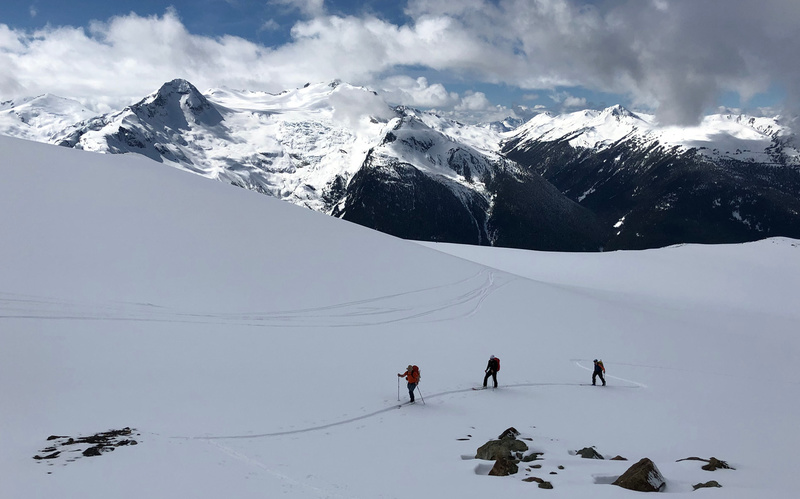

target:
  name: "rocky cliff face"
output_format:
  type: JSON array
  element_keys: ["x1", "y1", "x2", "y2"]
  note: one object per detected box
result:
[
  {"x1": 335, "y1": 112, "x2": 603, "y2": 251},
  {"x1": 502, "y1": 108, "x2": 800, "y2": 250}
]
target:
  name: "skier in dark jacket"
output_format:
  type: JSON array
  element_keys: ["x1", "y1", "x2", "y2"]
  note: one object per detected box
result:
[
  {"x1": 592, "y1": 359, "x2": 606, "y2": 386},
  {"x1": 483, "y1": 355, "x2": 499, "y2": 388}
]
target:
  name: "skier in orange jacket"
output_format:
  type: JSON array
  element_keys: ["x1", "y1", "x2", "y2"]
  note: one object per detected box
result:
[{"x1": 398, "y1": 365, "x2": 420, "y2": 403}]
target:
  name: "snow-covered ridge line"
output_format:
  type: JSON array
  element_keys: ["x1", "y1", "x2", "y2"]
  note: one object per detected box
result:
[{"x1": 505, "y1": 105, "x2": 799, "y2": 165}]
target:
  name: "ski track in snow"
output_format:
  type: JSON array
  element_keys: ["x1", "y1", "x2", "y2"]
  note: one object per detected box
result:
[
  {"x1": 0, "y1": 269, "x2": 507, "y2": 328},
  {"x1": 176, "y1": 363, "x2": 643, "y2": 441},
  {"x1": 207, "y1": 440, "x2": 360, "y2": 499}
]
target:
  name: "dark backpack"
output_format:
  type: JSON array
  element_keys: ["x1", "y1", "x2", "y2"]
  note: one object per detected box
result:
[{"x1": 494, "y1": 357, "x2": 500, "y2": 371}]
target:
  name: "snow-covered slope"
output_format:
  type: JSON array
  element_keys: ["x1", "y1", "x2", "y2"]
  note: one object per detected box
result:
[
  {"x1": 0, "y1": 94, "x2": 95, "y2": 142},
  {"x1": 2, "y1": 136, "x2": 800, "y2": 498}
]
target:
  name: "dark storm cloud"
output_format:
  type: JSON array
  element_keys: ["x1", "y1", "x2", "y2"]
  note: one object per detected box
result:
[{"x1": 407, "y1": 0, "x2": 800, "y2": 124}]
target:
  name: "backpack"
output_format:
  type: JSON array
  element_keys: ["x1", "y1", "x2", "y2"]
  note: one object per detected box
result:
[
  {"x1": 411, "y1": 365, "x2": 421, "y2": 382},
  {"x1": 494, "y1": 357, "x2": 500, "y2": 372}
]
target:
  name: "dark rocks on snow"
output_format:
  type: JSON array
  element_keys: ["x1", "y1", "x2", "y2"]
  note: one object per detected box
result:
[
  {"x1": 693, "y1": 480, "x2": 722, "y2": 490},
  {"x1": 522, "y1": 476, "x2": 554, "y2": 489},
  {"x1": 612, "y1": 458, "x2": 667, "y2": 492},
  {"x1": 521, "y1": 452, "x2": 543, "y2": 462},
  {"x1": 498, "y1": 427, "x2": 520, "y2": 439},
  {"x1": 702, "y1": 457, "x2": 733, "y2": 471},
  {"x1": 575, "y1": 446, "x2": 604, "y2": 459},
  {"x1": 676, "y1": 456, "x2": 734, "y2": 471},
  {"x1": 82, "y1": 446, "x2": 105, "y2": 457},
  {"x1": 488, "y1": 457, "x2": 519, "y2": 476},
  {"x1": 611, "y1": 455, "x2": 629, "y2": 461},
  {"x1": 475, "y1": 427, "x2": 529, "y2": 461},
  {"x1": 33, "y1": 427, "x2": 138, "y2": 467}
]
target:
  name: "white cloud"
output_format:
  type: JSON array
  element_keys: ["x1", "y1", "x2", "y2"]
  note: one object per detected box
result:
[
  {"x1": 260, "y1": 19, "x2": 281, "y2": 31},
  {"x1": 378, "y1": 76, "x2": 456, "y2": 107},
  {"x1": 551, "y1": 91, "x2": 587, "y2": 109},
  {"x1": 563, "y1": 96, "x2": 586, "y2": 108},
  {"x1": 269, "y1": 0, "x2": 325, "y2": 18},
  {"x1": 2, "y1": 1, "x2": 800, "y2": 124},
  {"x1": 29, "y1": 6, "x2": 38, "y2": 18},
  {"x1": 455, "y1": 91, "x2": 490, "y2": 111}
]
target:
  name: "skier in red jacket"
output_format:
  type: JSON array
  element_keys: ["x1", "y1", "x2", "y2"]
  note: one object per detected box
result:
[{"x1": 398, "y1": 365, "x2": 420, "y2": 403}]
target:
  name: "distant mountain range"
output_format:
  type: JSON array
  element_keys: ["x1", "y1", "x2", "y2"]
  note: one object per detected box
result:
[{"x1": 2, "y1": 79, "x2": 799, "y2": 251}]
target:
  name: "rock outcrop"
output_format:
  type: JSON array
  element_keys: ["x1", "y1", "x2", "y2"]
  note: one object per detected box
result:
[
  {"x1": 612, "y1": 458, "x2": 667, "y2": 492},
  {"x1": 489, "y1": 458, "x2": 519, "y2": 476},
  {"x1": 476, "y1": 428, "x2": 529, "y2": 461},
  {"x1": 693, "y1": 480, "x2": 722, "y2": 490},
  {"x1": 575, "y1": 446, "x2": 604, "y2": 459},
  {"x1": 677, "y1": 456, "x2": 734, "y2": 471}
]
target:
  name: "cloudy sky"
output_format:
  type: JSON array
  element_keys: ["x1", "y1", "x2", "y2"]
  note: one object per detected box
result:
[{"x1": 1, "y1": 0, "x2": 798, "y2": 123}]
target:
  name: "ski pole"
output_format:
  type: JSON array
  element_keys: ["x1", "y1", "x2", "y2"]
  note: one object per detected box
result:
[
  {"x1": 416, "y1": 385, "x2": 425, "y2": 405},
  {"x1": 397, "y1": 376, "x2": 400, "y2": 401}
]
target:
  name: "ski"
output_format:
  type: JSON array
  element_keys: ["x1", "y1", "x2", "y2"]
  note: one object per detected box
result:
[{"x1": 472, "y1": 387, "x2": 487, "y2": 390}]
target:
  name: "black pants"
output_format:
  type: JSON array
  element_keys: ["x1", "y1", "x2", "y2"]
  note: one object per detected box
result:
[
  {"x1": 407, "y1": 382, "x2": 417, "y2": 402},
  {"x1": 483, "y1": 370, "x2": 497, "y2": 388},
  {"x1": 592, "y1": 371, "x2": 605, "y2": 386}
]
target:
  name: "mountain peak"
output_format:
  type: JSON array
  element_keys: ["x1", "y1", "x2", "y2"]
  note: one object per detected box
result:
[
  {"x1": 151, "y1": 79, "x2": 210, "y2": 111},
  {"x1": 601, "y1": 104, "x2": 638, "y2": 120},
  {"x1": 132, "y1": 79, "x2": 221, "y2": 127}
]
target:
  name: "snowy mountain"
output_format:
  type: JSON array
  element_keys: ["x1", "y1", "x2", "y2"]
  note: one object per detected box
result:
[
  {"x1": 47, "y1": 79, "x2": 602, "y2": 251},
  {"x1": 503, "y1": 106, "x2": 800, "y2": 250},
  {"x1": 3, "y1": 80, "x2": 800, "y2": 250},
  {"x1": 52, "y1": 79, "x2": 392, "y2": 213},
  {"x1": 3, "y1": 134, "x2": 800, "y2": 498},
  {"x1": 0, "y1": 94, "x2": 95, "y2": 142},
  {"x1": 335, "y1": 109, "x2": 602, "y2": 250}
]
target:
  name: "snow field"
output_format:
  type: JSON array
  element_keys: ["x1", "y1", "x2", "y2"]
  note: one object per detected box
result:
[{"x1": 1, "y1": 135, "x2": 799, "y2": 498}]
